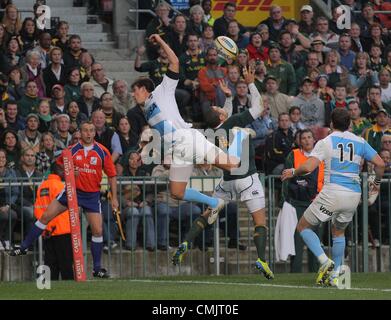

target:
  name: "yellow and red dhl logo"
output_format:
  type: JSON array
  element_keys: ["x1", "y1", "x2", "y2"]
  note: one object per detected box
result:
[
  {"x1": 211, "y1": 0, "x2": 299, "y2": 26},
  {"x1": 212, "y1": 0, "x2": 290, "y2": 13}
]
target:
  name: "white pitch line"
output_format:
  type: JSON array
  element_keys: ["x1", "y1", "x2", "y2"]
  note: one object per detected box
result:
[{"x1": 120, "y1": 279, "x2": 391, "y2": 293}]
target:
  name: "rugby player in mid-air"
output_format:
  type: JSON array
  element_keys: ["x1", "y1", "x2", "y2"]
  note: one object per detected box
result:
[
  {"x1": 282, "y1": 108, "x2": 385, "y2": 285},
  {"x1": 130, "y1": 34, "x2": 253, "y2": 227},
  {"x1": 172, "y1": 67, "x2": 275, "y2": 280}
]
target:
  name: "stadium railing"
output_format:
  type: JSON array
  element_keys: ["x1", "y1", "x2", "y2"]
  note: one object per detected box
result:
[{"x1": 0, "y1": 173, "x2": 390, "y2": 280}]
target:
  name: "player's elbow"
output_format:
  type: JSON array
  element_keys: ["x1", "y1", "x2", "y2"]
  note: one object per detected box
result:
[{"x1": 171, "y1": 190, "x2": 185, "y2": 201}]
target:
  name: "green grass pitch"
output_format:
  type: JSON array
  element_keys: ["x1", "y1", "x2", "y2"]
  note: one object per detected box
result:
[{"x1": 0, "y1": 273, "x2": 391, "y2": 300}]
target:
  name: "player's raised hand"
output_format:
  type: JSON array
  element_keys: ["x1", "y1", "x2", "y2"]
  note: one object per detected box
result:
[
  {"x1": 281, "y1": 168, "x2": 294, "y2": 181},
  {"x1": 149, "y1": 34, "x2": 164, "y2": 45},
  {"x1": 136, "y1": 45, "x2": 146, "y2": 56},
  {"x1": 243, "y1": 66, "x2": 255, "y2": 84},
  {"x1": 218, "y1": 79, "x2": 232, "y2": 97}
]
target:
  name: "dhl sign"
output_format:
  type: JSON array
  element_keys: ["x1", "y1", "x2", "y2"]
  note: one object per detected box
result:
[{"x1": 211, "y1": 0, "x2": 308, "y2": 27}]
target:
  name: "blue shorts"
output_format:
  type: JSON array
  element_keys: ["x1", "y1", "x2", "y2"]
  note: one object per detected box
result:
[{"x1": 57, "y1": 189, "x2": 102, "y2": 214}]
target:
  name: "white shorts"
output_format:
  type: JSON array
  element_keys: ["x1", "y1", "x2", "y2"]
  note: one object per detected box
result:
[
  {"x1": 213, "y1": 173, "x2": 265, "y2": 213},
  {"x1": 303, "y1": 186, "x2": 361, "y2": 230},
  {"x1": 171, "y1": 129, "x2": 223, "y2": 166}
]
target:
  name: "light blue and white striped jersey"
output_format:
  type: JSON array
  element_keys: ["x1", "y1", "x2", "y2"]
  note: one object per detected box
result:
[
  {"x1": 310, "y1": 131, "x2": 378, "y2": 193},
  {"x1": 142, "y1": 74, "x2": 191, "y2": 144}
]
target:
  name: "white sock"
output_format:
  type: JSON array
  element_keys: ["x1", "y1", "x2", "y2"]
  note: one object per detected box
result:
[{"x1": 318, "y1": 253, "x2": 329, "y2": 265}]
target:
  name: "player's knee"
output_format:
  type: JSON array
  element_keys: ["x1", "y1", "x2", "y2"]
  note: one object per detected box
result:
[
  {"x1": 171, "y1": 190, "x2": 185, "y2": 200},
  {"x1": 91, "y1": 227, "x2": 103, "y2": 237}
]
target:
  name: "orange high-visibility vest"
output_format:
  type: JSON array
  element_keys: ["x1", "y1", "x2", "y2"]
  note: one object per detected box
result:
[
  {"x1": 293, "y1": 148, "x2": 325, "y2": 193},
  {"x1": 34, "y1": 174, "x2": 71, "y2": 236}
]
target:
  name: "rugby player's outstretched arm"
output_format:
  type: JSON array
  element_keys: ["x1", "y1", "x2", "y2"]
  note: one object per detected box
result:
[
  {"x1": 244, "y1": 67, "x2": 263, "y2": 119},
  {"x1": 149, "y1": 34, "x2": 179, "y2": 73},
  {"x1": 371, "y1": 154, "x2": 385, "y2": 181}
]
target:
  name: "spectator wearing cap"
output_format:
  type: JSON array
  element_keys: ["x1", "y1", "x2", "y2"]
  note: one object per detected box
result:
[
  {"x1": 364, "y1": 108, "x2": 391, "y2": 152},
  {"x1": 18, "y1": 113, "x2": 41, "y2": 153},
  {"x1": 279, "y1": 30, "x2": 305, "y2": 70},
  {"x1": 298, "y1": 5, "x2": 315, "y2": 37},
  {"x1": 42, "y1": 47, "x2": 67, "y2": 97},
  {"x1": 264, "y1": 75, "x2": 291, "y2": 119},
  {"x1": 310, "y1": 35, "x2": 328, "y2": 65},
  {"x1": 338, "y1": 33, "x2": 356, "y2": 71},
  {"x1": 53, "y1": 113, "x2": 72, "y2": 149},
  {"x1": 360, "y1": 85, "x2": 391, "y2": 123},
  {"x1": 90, "y1": 62, "x2": 114, "y2": 99},
  {"x1": 291, "y1": 77, "x2": 325, "y2": 128},
  {"x1": 20, "y1": 50, "x2": 46, "y2": 98},
  {"x1": 379, "y1": 68, "x2": 391, "y2": 104},
  {"x1": 5, "y1": 100, "x2": 24, "y2": 132},
  {"x1": 247, "y1": 32, "x2": 269, "y2": 63},
  {"x1": 50, "y1": 84, "x2": 67, "y2": 115},
  {"x1": 310, "y1": 17, "x2": 339, "y2": 49},
  {"x1": 258, "y1": 5, "x2": 287, "y2": 42},
  {"x1": 77, "y1": 81, "x2": 101, "y2": 118},
  {"x1": 17, "y1": 80, "x2": 40, "y2": 118},
  {"x1": 213, "y1": 2, "x2": 248, "y2": 38},
  {"x1": 348, "y1": 99, "x2": 371, "y2": 136},
  {"x1": 349, "y1": 52, "x2": 379, "y2": 100},
  {"x1": 265, "y1": 45, "x2": 297, "y2": 96}
]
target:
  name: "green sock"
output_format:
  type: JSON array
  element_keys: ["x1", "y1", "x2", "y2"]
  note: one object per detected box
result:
[
  {"x1": 185, "y1": 216, "x2": 208, "y2": 244},
  {"x1": 254, "y1": 225, "x2": 267, "y2": 261}
]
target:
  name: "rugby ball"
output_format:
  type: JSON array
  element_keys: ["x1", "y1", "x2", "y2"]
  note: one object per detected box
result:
[{"x1": 214, "y1": 36, "x2": 239, "y2": 62}]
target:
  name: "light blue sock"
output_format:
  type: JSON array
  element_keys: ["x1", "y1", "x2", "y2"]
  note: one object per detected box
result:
[
  {"x1": 300, "y1": 228, "x2": 327, "y2": 263},
  {"x1": 332, "y1": 237, "x2": 345, "y2": 272},
  {"x1": 183, "y1": 188, "x2": 218, "y2": 208},
  {"x1": 228, "y1": 130, "x2": 246, "y2": 158}
]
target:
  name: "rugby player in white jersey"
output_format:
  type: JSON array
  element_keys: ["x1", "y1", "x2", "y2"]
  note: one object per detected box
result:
[
  {"x1": 131, "y1": 34, "x2": 250, "y2": 226},
  {"x1": 282, "y1": 108, "x2": 385, "y2": 285}
]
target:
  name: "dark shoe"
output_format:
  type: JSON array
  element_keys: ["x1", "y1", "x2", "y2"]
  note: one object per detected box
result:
[
  {"x1": 8, "y1": 246, "x2": 27, "y2": 256},
  {"x1": 228, "y1": 239, "x2": 247, "y2": 251},
  {"x1": 93, "y1": 268, "x2": 110, "y2": 279}
]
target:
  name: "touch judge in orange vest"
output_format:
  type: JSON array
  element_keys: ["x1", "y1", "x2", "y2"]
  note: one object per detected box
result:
[{"x1": 34, "y1": 165, "x2": 74, "y2": 280}]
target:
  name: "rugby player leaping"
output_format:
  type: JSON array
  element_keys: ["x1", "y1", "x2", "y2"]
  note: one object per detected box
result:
[{"x1": 131, "y1": 34, "x2": 249, "y2": 221}]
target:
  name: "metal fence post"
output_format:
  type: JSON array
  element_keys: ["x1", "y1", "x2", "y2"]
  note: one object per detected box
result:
[{"x1": 362, "y1": 172, "x2": 369, "y2": 272}]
